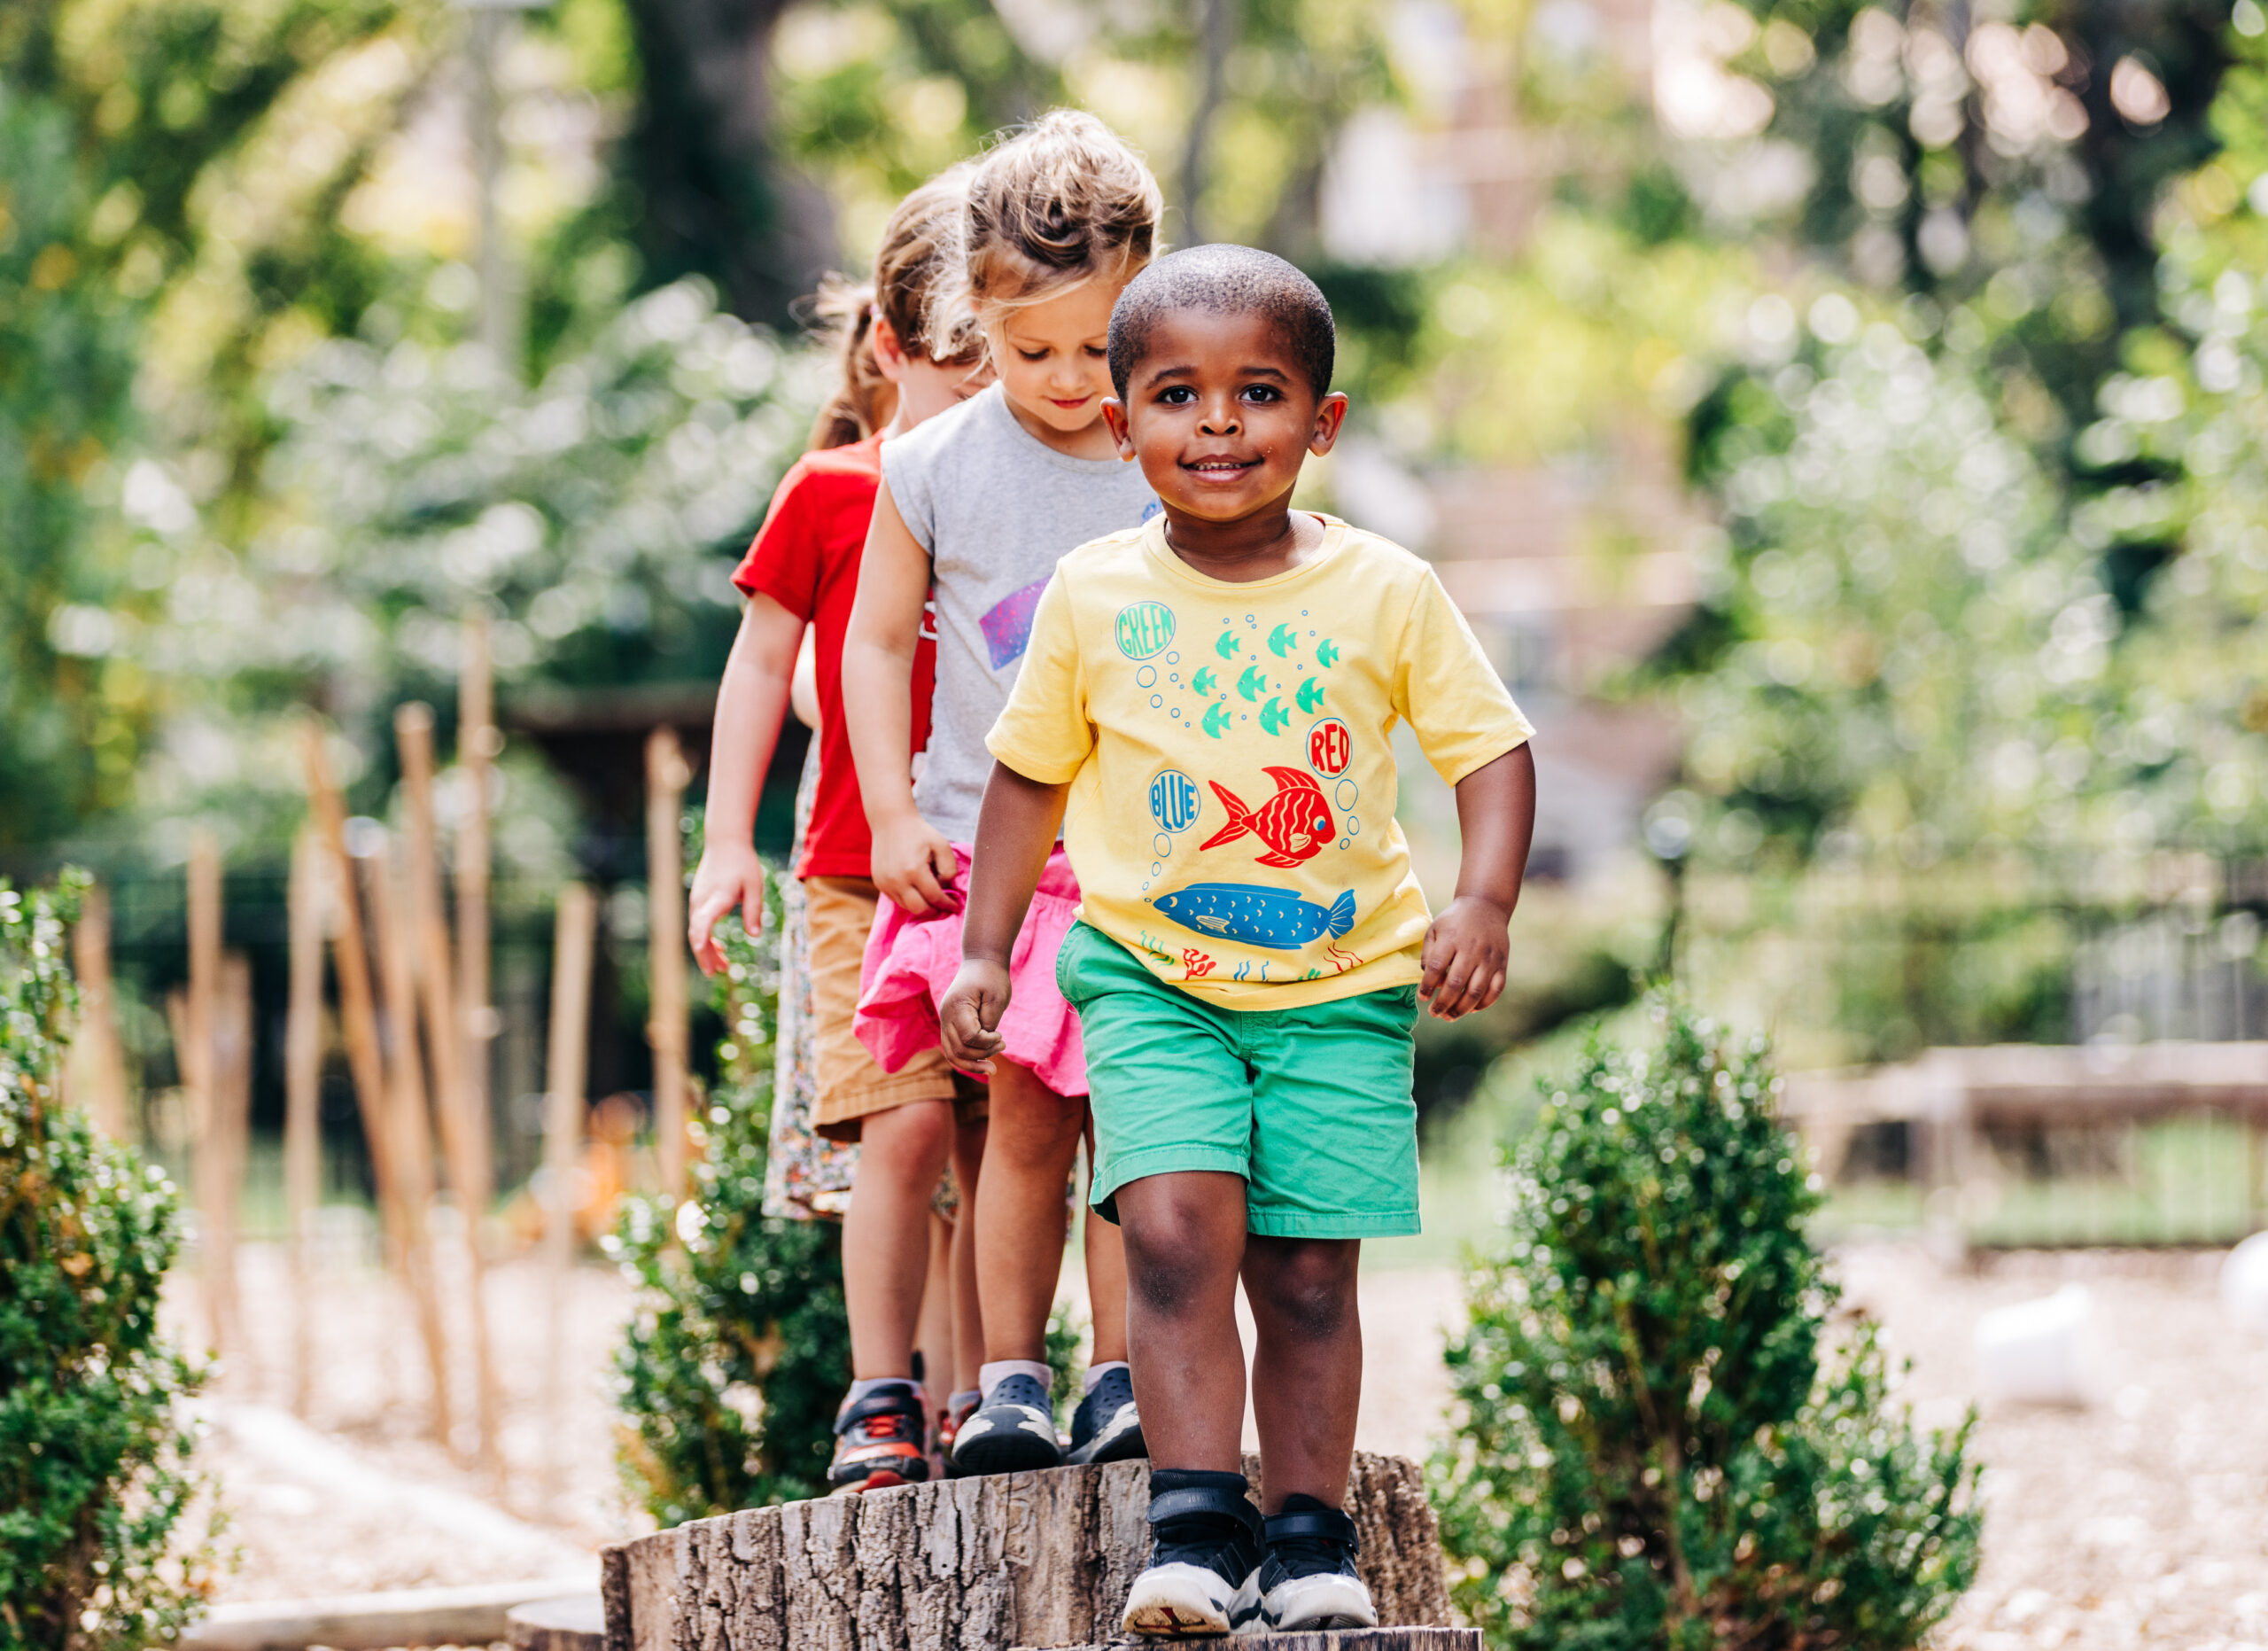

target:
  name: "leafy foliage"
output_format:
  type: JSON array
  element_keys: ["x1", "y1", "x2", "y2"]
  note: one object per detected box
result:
[
  {"x1": 610, "y1": 872, "x2": 850, "y2": 1524},
  {"x1": 1, "y1": 873, "x2": 221, "y2": 1651},
  {"x1": 1433, "y1": 1001, "x2": 1980, "y2": 1649}
]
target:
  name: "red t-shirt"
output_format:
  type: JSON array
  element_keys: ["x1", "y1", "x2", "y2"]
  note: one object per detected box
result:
[{"x1": 732, "y1": 436, "x2": 936, "y2": 879}]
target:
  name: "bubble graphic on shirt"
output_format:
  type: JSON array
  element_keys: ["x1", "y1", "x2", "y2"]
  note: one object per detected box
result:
[
  {"x1": 1136, "y1": 665, "x2": 1157, "y2": 689},
  {"x1": 1347, "y1": 815, "x2": 1361, "y2": 837},
  {"x1": 1338, "y1": 838, "x2": 1349, "y2": 851},
  {"x1": 1166, "y1": 651, "x2": 1180, "y2": 665},
  {"x1": 1153, "y1": 833, "x2": 1172, "y2": 857},
  {"x1": 1151, "y1": 861, "x2": 1162, "y2": 877},
  {"x1": 1150, "y1": 694, "x2": 1163, "y2": 708},
  {"x1": 1335, "y1": 779, "x2": 1359, "y2": 811}
]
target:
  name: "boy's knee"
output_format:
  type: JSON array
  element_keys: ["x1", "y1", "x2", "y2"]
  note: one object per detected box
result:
[
  {"x1": 1122, "y1": 1193, "x2": 1237, "y2": 1319},
  {"x1": 865, "y1": 1098, "x2": 954, "y2": 1165},
  {"x1": 1253, "y1": 1242, "x2": 1357, "y2": 1341}
]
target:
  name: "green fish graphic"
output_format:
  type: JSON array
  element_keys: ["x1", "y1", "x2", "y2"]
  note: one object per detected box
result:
[
  {"x1": 1258, "y1": 698, "x2": 1292, "y2": 736},
  {"x1": 1296, "y1": 678, "x2": 1326, "y2": 713},
  {"x1": 1202, "y1": 702, "x2": 1232, "y2": 738},
  {"x1": 1268, "y1": 623, "x2": 1297, "y2": 658},
  {"x1": 1215, "y1": 630, "x2": 1240, "y2": 660},
  {"x1": 1317, "y1": 638, "x2": 1341, "y2": 668},
  {"x1": 1237, "y1": 664, "x2": 1269, "y2": 702},
  {"x1": 1191, "y1": 666, "x2": 1217, "y2": 696}
]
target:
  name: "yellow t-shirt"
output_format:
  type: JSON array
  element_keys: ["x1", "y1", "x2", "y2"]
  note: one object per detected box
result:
[{"x1": 987, "y1": 514, "x2": 1534, "y2": 1008}]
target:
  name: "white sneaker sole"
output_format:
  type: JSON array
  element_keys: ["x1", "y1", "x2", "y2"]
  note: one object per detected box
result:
[
  {"x1": 1251, "y1": 1571, "x2": 1378, "y2": 1633},
  {"x1": 1121, "y1": 1561, "x2": 1258, "y2": 1637}
]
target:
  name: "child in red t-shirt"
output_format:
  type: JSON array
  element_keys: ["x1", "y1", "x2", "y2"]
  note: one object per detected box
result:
[{"x1": 688, "y1": 167, "x2": 993, "y2": 1491}]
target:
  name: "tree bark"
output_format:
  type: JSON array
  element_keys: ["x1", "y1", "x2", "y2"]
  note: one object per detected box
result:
[{"x1": 602, "y1": 1452, "x2": 1451, "y2": 1651}]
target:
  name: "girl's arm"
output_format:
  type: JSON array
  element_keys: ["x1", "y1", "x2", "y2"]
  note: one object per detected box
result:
[
  {"x1": 936, "y1": 761, "x2": 1069, "y2": 1076},
  {"x1": 789, "y1": 627, "x2": 819, "y2": 729},
  {"x1": 687, "y1": 594, "x2": 803, "y2": 974},
  {"x1": 843, "y1": 480, "x2": 959, "y2": 915},
  {"x1": 1419, "y1": 742, "x2": 1537, "y2": 1019}
]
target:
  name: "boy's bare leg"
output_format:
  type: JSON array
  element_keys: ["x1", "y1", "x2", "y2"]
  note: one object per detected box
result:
[
  {"x1": 916, "y1": 1211, "x2": 955, "y2": 1413},
  {"x1": 1113, "y1": 1169, "x2": 1250, "y2": 1471},
  {"x1": 973, "y1": 1058, "x2": 1085, "y2": 1359},
  {"x1": 1082, "y1": 1119, "x2": 1131, "y2": 1364},
  {"x1": 841, "y1": 1097, "x2": 953, "y2": 1377},
  {"x1": 1241, "y1": 1235, "x2": 1362, "y2": 1511},
  {"x1": 950, "y1": 1112, "x2": 988, "y2": 1393}
]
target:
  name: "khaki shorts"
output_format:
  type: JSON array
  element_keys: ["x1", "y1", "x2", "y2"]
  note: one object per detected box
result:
[{"x1": 805, "y1": 876, "x2": 981, "y2": 1142}]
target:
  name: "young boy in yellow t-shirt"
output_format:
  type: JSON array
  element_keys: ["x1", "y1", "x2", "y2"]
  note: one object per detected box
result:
[{"x1": 937, "y1": 245, "x2": 1537, "y2": 1638}]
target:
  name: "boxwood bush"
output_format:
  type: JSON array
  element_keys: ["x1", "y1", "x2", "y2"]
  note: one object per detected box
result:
[
  {"x1": 3, "y1": 873, "x2": 220, "y2": 1651},
  {"x1": 1433, "y1": 999, "x2": 1980, "y2": 1650}
]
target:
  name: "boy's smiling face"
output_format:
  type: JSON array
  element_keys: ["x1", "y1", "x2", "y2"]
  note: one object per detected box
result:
[{"x1": 1105, "y1": 308, "x2": 1348, "y2": 528}]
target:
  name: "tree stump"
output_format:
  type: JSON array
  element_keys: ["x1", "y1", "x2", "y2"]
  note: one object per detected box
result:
[
  {"x1": 601, "y1": 1452, "x2": 1451, "y2": 1651},
  {"x1": 511, "y1": 1595, "x2": 607, "y2": 1651},
  {"x1": 1017, "y1": 1632, "x2": 1479, "y2": 1651}
]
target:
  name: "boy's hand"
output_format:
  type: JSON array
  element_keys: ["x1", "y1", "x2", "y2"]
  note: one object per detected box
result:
[
  {"x1": 1419, "y1": 895, "x2": 1511, "y2": 1020},
  {"x1": 687, "y1": 842, "x2": 766, "y2": 976},
  {"x1": 937, "y1": 958, "x2": 1011, "y2": 1077},
  {"x1": 871, "y1": 810, "x2": 963, "y2": 918}
]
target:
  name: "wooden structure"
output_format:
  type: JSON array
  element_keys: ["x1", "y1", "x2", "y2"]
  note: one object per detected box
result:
[
  {"x1": 511, "y1": 1595, "x2": 607, "y2": 1651},
  {"x1": 1027, "y1": 1632, "x2": 1478, "y2": 1650},
  {"x1": 600, "y1": 1453, "x2": 1449, "y2": 1651},
  {"x1": 1783, "y1": 1040, "x2": 2268, "y2": 1247}
]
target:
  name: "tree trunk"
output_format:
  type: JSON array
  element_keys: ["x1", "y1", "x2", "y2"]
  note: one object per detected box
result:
[
  {"x1": 1022, "y1": 1632, "x2": 1478, "y2": 1650},
  {"x1": 602, "y1": 1452, "x2": 1451, "y2": 1651}
]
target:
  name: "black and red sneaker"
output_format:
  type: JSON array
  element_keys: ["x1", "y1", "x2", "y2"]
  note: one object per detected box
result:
[{"x1": 827, "y1": 1381, "x2": 929, "y2": 1493}]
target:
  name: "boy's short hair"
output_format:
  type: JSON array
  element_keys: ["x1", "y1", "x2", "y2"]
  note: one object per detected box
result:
[{"x1": 1107, "y1": 245, "x2": 1335, "y2": 401}]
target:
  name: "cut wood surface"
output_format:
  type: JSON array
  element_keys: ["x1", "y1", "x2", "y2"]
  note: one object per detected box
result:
[
  {"x1": 600, "y1": 1452, "x2": 1449, "y2": 1651},
  {"x1": 509, "y1": 1593, "x2": 607, "y2": 1651},
  {"x1": 1019, "y1": 1631, "x2": 1479, "y2": 1651}
]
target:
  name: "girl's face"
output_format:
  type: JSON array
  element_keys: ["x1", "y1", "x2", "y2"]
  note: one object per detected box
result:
[
  {"x1": 875, "y1": 316, "x2": 991, "y2": 432},
  {"x1": 983, "y1": 277, "x2": 1126, "y2": 435}
]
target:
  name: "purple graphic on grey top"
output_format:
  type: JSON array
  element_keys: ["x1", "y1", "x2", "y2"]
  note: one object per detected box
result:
[{"x1": 979, "y1": 577, "x2": 1051, "y2": 670}]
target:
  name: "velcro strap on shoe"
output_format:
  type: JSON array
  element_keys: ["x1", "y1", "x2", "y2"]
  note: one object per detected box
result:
[
  {"x1": 1264, "y1": 1506, "x2": 1360, "y2": 1553},
  {"x1": 1148, "y1": 1487, "x2": 1263, "y2": 1538},
  {"x1": 834, "y1": 1384, "x2": 924, "y2": 1436}
]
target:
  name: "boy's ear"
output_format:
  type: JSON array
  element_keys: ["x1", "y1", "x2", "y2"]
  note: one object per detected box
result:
[
  {"x1": 1102, "y1": 396, "x2": 1137, "y2": 459},
  {"x1": 1308, "y1": 391, "x2": 1351, "y2": 456}
]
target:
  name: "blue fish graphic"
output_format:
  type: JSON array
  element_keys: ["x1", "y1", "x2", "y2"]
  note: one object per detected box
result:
[{"x1": 1150, "y1": 883, "x2": 1356, "y2": 951}]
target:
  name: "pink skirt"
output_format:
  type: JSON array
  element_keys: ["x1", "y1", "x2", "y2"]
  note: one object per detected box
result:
[{"x1": 853, "y1": 845, "x2": 1087, "y2": 1097}]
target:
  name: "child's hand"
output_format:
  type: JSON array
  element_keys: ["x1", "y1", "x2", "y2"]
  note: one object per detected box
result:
[
  {"x1": 687, "y1": 841, "x2": 766, "y2": 976},
  {"x1": 872, "y1": 810, "x2": 963, "y2": 918},
  {"x1": 1419, "y1": 895, "x2": 1511, "y2": 1020},
  {"x1": 937, "y1": 958, "x2": 1011, "y2": 1077}
]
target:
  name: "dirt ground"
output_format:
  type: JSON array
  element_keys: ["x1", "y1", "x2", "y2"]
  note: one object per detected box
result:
[{"x1": 180, "y1": 1238, "x2": 2268, "y2": 1647}]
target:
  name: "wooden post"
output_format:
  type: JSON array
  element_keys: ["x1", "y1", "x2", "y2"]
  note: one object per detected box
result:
[
  {"x1": 398, "y1": 702, "x2": 501, "y2": 1479},
  {"x1": 645, "y1": 728, "x2": 693, "y2": 1201},
  {"x1": 285, "y1": 826, "x2": 325, "y2": 1417},
  {"x1": 541, "y1": 884, "x2": 597, "y2": 1512},
  {"x1": 212, "y1": 952, "x2": 254, "y2": 1382},
  {"x1": 66, "y1": 883, "x2": 133, "y2": 1141},
  {"x1": 366, "y1": 833, "x2": 458, "y2": 1452},
  {"x1": 456, "y1": 613, "x2": 498, "y2": 1209},
  {"x1": 184, "y1": 831, "x2": 228, "y2": 1360}
]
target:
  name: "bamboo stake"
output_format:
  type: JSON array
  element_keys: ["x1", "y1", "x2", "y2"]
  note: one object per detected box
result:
[
  {"x1": 540, "y1": 883, "x2": 597, "y2": 1513},
  {"x1": 456, "y1": 612, "x2": 498, "y2": 1207},
  {"x1": 66, "y1": 883, "x2": 133, "y2": 1141},
  {"x1": 184, "y1": 831, "x2": 228, "y2": 1361},
  {"x1": 646, "y1": 727, "x2": 693, "y2": 1202},
  {"x1": 284, "y1": 826, "x2": 325, "y2": 1417},
  {"x1": 366, "y1": 834, "x2": 458, "y2": 1453},
  {"x1": 398, "y1": 702, "x2": 501, "y2": 1480},
  {"x1": 213, "y1": 953, "x2": 254, "y2": 1382}
]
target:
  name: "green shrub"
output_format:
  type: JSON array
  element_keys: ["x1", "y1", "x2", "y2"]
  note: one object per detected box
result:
[
  {"x1": 610, "y1": 877, "x2": 850, "y2": 1524},
  {"x1": 1433, "y1": 999, "x2": 1980, "y2": 1650},
  {"x1": 2, "y1": 874, "x2": 220, "y2": 1651}
]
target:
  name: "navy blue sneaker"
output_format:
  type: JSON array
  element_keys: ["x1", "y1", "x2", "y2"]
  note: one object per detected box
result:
[
  {"x1": 1066, "y1": 1364, "x2": 1146, "y2": 1466},
  {"x1": 1246, "y1": 1496, "x2": 1375, "y2": 1632},
  {"x1": 1120, "y1": 1471, "x2": 1263, "y2": 1637},
  {"x1": 948, "y1": 1372, "x2": 1063, "y2": 1476}
]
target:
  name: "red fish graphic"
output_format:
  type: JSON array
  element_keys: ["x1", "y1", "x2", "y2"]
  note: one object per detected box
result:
[{"x1": 1200, "y1": 767, "x2": 1335, "y2": 868}]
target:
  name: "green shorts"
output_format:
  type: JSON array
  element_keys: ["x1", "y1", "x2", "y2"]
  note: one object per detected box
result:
[{"x1": 1056, "y1": 922, "x2": 1421, "y2": 1239}]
